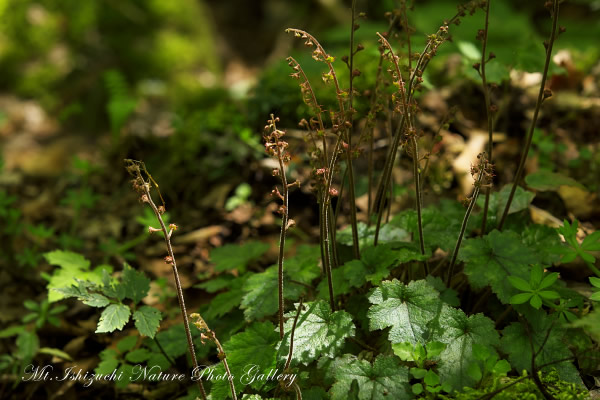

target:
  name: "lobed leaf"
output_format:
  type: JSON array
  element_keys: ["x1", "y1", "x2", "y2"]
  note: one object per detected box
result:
[
  {"x1": 280, "y1": 301, "x2": 355, "y2": 366},
  {"x1": 368, "y1": 279, "x2": 442, "y2": 344},
  {"x1": 459, "y1": 230, "x2": 538, "y2": 303},
  {"x1": 329, "y1": 355, "x2": 411, "y2": 400}
]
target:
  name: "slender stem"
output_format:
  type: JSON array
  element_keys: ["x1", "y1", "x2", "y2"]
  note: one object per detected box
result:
[
  {"x1": 270, "y1": 115, "x2": 289, "y2": 339},
  {"x1": 154, "y1": 336, "x2": 176, "y2": 367},
  {"x1": 139, "y1": 179, "x2": 207, "y2": 399},
  {"x1": 447, "y1": 160, "x2": 487, "y2": 286},
  {"x1": 372, "y1": 15, "x2": 459, "y2": 244},
  {"x1": 410, "y1": 136, "x2": 428, "y2": 274},
  {"x1": 345, "y1": 0, "x2": 360, "y2": 260},
  {"x1": 585, "y1": 259, "x2": 600, "y2": 277},
  {"x1": 374, "y1": 117, "x2": 405, "y2": 246},
  {"x1": 480, "y1": 0, "x2": 494, "y2": 235},
  {"x1": 284, "y1": 298, "x2": 304, "y2": 371},
  {"x1": 523, "y1": 319, "x2": 556, "y2": 400},
  {"x1": 213, "y1": 335, "x2": 238, "y2": 400},
  {"x1": 292, "y1": 382, "x2": 303, "y2": 400},
  {"x1": 498, "y1": 0, "x2": 560, "y2": 230}
]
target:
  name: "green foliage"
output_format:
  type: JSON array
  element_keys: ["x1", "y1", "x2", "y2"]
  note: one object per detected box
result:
[
  {"x1": 557, "y1": 219, "x2": 600, "y2": 267},
  {"x1": 329, "y1": 355, "x2": 411, "y2": 400},
  {"x1": 209, "y1": 322, "x2": 280, "y2": 399},
  {"x1": 210, "y1": 241, "x2": 270, "y2": 273},
  {"x1": 104, "y1": 69, "x2": 137, "y2": 141},
  {"x1": 53, "y1": 261, "x2": 162, "y2": 338},
  {"x1": 525, "y1": 170, "x2": 585, "y2": 191},
  {"x1": 22, "y1": 299, "x2": 66, "y2": 329},
  {"x1": 367, "y1": 279, "x2": 441, "y2": 344},
  {"x1": 42, "y1": 250, "x2": 112, "y2": 302},
  {"x1": 279, "y1": 301, "x2": 355, "y2": 366},
  {"x1": 459, "y1": 230, "x2": 539, "y2": 303},
  {"x1": 508, "y1": 265, "x2": 560, "y2": 309},
  {"x1": 590, "y1": 277, "x2": 600, "y2": 301},
  {"x1": 500, "y1": 308, "x2": 581, "y2": 385}
]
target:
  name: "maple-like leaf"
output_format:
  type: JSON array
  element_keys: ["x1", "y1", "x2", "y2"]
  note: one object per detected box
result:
[{"x1": 367, "y1": 279, "x2": 442, "y2": 344}]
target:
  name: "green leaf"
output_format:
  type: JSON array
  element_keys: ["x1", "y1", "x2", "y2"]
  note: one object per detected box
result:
[
  {"x1": 392, "y1": 202, "x2": 463, "y2": 252},
  {"x1": 361, "y1": 245, "x2": 400, "y2": 285},
  {"x1": 426, "y1": 276, "x2": 460, "y2": 307},
  {"x1": 501, "y1": 308, "x2": 581, "y2": 385},
  {"x1": 582, "y1": 231, "x2": 600, "y2": 252},
  {"x1": 202, "y1": 275, "x2": 248, "y2": 320},
  {"x1": 487, "y1": 185, "x2": 535, "y2": 218},
  {"x1": 284, "y1": 245, "x2": 321, "y2": 284},
  {"x1": 590, "y1": 292, "x2": 600, "y2": 301},
  {"x1": 133, "y1": 306, "x2": 162, "y2": 338},
  {"x1": 125, "y1": 348, "x2": 151, "y2": 363},
  {"x1": 510, "y1": 293, "x2": 533, "y2": 304},
  {"x1": 521, "y1": 224, "x2": 562, "y2": 265},
  {"x1": 44, "y1": 250, "x2": 111, "y2": 302},
  {"x1": 426, "y1": 341, "x2": 447, "y2": 359},
  {"x1": 82, "y1": 293, "x2": 111, "y2": 308},
  {"x1": 23, "y1": 300, "x2": 38, "y2": 311},
  {"x1": 424, "y1": 370, "x2": 440, "y2": 386},
  {"x1": 117, "y1": 336, "x2": 138, "y2": 353},
  {"x1": 492, "y1": 359, "x2": 511, "y2": 375},
  {"x1": 457, "y1": 40, "x2": 481, "y2": 60},
  {"x1": 590, "y1": 277, "x2": 600, "y2": 289},
  {"x1": 0, "y1": 325, "x2": 25, "y2": 338},
  {"x1": 209, "y1": 321, "x2": 280, "y2": 399},
  {"x1": 412, "y1": 383, "x2": 424, "y2": 395},
  {"x1": 241, "y1": 266, "x2": 303, "y2": 321},
  {"x1": 96, "y1": 304, "x2": 131, "y2": 333},
  {"x1": 121, "y1": 264, "x2": 151, "y2": 304},
  {"x1": 115, "y1": 363, "x2": 134, "y2": 389},
  {"x1": 280, "y1": 301, "x2": 354, "y2": 366},
  {"x1": 431, "y1": 306, "x2": 500, "y2": 391},
  {"x1": 539, "y1": 273, "x2": 559, "y2": 290},
  {"x1": 95, "y1": 349, "x2": 119, "y2": 375},
  {"x1": 529, "y1": 294, "x2": 542, "y2": 309},
  {"x1": 391, "y1": 342, "x2": 414, "y2": 361},
  {"x1": 16, "y1": 331, "x2": 39, "y2": 362},
  {"x1": 410, "y1": 367, "x2": 427, "y2": 379},
  {"x1": 525, "y1": 170, "x2": 585, "y2": 191},
  {"x1": 210, "y1": 241, "x2": 269, "y2": 273},
  {"x1": 507, "y1": 276, "x2": 531, "y2": 291},
  {"x1": 459, "y1": 230, "x2": 538, "y2": 303},
  {"x1": 571, "y1": 309, "x2": 600, "y2": 342},
  {"x1": 330, "y1": 355, "x2": 411, "y2": 400},
  {"x1": 538, "y1": 291, "x2": 560, "y2": 300},
  {"x1": 146, "y1": 324, "x2": 189, "y2": 360},
  {"x1": 367, "y1": 279, "x2": 442, "y2": 344},
  {"x1": 530, "y1": 265, "x2": 544, "y2": 287},
  {"x1": 38, "y1": 347, "x2": 73, "y2": 361}
]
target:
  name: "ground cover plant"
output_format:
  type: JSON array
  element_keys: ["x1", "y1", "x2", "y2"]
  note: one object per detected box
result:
[{"x1": 1, "y1": 0, "x2": 600, "y2": 399}]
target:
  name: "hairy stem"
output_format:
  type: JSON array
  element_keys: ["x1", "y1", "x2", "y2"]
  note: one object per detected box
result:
[
  {"x1": 498, "y1": 0, "x2": 559, "y2": 230},
  {"x1": 284, "y1": 298, "x2": 304, "y2": 371},
  {"x1": 479, "y1": 0, "x2": 494, "y2": 235},
  {"x1": 130, "y1": 165, "x2": 207, "y2": 400},
  {"x1": 345, "y1": 0, "x2": 360, "y2": 259},
  {"x1": 447, "y1": 170, "x2": 484, "y2": 286}
]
